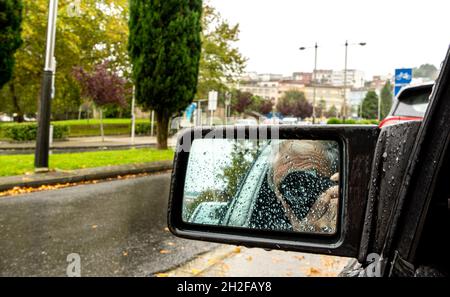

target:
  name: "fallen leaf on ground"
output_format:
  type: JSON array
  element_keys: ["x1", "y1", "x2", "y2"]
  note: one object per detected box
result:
[
  {"x1": 154, "y1": 273, "x2": 169, "y2": 277},
  {"x1": 320, "y1": 256, "x2": 336, "y2": 268},
  {"x1": 191, "y1": 269, "x2": 201, "y2": 275},
  {"x1": 246, "y1": 256, "x2": 253, "y2": 261},
  {"x1": 159, "y1": 249, "x2": 171, "y2": 254},
  {"x1": 234, "y1": 246, "x2": 241, "y2": 253},
  {"x1": 164, "y1": 227, "x2": 170, "y2": 232},
  {"x1": 0, "y1": 173, "x2": 154, "y2": 198},
  {"x1": 92, "y1": 225, "x2": 98, "y2": 229},
  {"x1": 122, "y1": 251, "x2": 128, "y2": 256},
  {"x1": 167, "y1": 242, "x2": 175, "y2": 246},
  {"x1": 294, "y1": 255, "x2": 305, "y2": 260},
  {"x1": 304, "y1": 267, "x2": 321, "y2": 276}
]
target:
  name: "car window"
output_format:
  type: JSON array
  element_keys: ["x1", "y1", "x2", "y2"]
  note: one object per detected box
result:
[{"x1": 393, "y1": 88, "x2": 432, "y2": 117}]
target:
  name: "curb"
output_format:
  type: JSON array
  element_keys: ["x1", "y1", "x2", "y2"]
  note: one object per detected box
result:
[
  {"x1": 154, "y1": 245, "x2": 239, "y2": 277},
  {"x1": 0, "y1": 160, "x2": 173, "y2": 192}
]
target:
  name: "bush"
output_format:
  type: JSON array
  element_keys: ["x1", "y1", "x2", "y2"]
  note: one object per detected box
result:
[
  {"x1": 53, "y1": 125, "x2": 69, "y2": 139},
  {"x1": 2, "y1": 123, "x2": 69, "y2": 141},
  {"x1": 51, "y1": 120, "x2": 155, "y2": 137},
  {"x1": 67, "y1": 124, "x2": 130, "y2": 137},
  {"x1": 343, "y1": 119, "x2": 356, "y2": 124},
  {"x1": 136, "y1": 122, "x2": 155, "y2": 135},
  {"x1": 326, "y1": 118, "x2": 379, "y2": 125},
  {"x1": 355, "y1": 119, "x2": 373, "y2": 125},
  {"x1": 327, "y1": 118, "x2": 342, "y2": 124},
  {"x1": 355, "y1": 119, "x2": 379, "y2": 125}
]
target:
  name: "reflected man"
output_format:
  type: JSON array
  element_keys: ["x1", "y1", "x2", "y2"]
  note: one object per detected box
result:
[{"x1": 268, "y1": 140, "x2": 339, "y2": 233}]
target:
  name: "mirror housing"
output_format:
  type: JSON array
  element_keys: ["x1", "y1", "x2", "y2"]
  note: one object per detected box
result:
[{"x1": 168, "y1": 125, "x2": 379, "y2": 258}]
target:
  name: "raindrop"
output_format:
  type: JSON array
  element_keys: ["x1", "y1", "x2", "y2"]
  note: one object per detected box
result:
[{"x1": 382, "y1": 152, "x2": 388, "y2": 158}]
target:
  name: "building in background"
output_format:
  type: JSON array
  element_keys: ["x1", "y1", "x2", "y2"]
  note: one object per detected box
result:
[
  {"x1": 331, "y1": 69, "x2": 365, "y2": 88},
  {"x1": 304, "y1": 85, "x2": 351, "y2": 112},
  {"x1": 313, "y1": 69, "x2": 333, "y2": 84},
  {"x1": 239, "y1": 81, "x2": 280, "y2": 102},
  {"x1": 292, "y1": 72, "x2": 312, "y2": 84},
  {"x1": 234, "y1": 70, "x2": 389, "y2": 118}
]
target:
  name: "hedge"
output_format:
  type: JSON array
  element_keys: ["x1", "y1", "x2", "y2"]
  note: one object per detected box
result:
[
  {"x1": 326, "y1": 118, "x2": 379, "y2": 125},
  {"x1": 67, "y1": 123, "x2": 131, "y2": 137},
  {"x1": 68, "y1": 122, "x2": 155, "y2": 137},
  {"x1": 136, "y1": 123, "x2": 154, "y2": 135},
  {"x1": 1, "y1": 123, "x2": 69, "y2": 141}
]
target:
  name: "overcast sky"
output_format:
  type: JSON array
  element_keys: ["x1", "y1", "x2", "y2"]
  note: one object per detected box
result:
[{"x1": 209, "y1": 0, "x2": 449, "y2": 78}]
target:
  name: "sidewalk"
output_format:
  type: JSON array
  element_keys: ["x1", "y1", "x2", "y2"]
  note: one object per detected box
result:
[
  {"x1": 0, "y1": 135, "x2": 178, "y2": 153},
  {"x1": 158, "y1": 245, "x2": 351, "y2": 277}
]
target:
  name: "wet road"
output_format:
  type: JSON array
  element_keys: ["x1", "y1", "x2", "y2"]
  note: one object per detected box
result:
[{"x1": 0, "y1": 173, "x2": 217, "y2": 276}]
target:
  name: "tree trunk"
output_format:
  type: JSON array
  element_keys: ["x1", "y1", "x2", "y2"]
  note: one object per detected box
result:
[
  {"x1": 156, "y1": 111, "x2": 169, "y2": 150},
  {"x1": 9, "y1": 83, "x2": 24, "y2": 123},
  {"x1": 100, "y1": 108, "x2": 104, "y2": 142}
]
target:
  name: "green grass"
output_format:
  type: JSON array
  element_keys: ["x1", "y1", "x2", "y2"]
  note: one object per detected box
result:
[{"x1": 0, "y1": 148, "x2": 174, "y2": 177}]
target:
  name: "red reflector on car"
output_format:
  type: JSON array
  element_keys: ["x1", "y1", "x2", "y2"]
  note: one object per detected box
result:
[{"x1": 379, "y1": 116, "x2": 423, "y2": 128}]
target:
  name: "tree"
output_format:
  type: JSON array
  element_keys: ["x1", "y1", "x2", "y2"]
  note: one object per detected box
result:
[
  {"x1": 362, "y1": 90, "x2": 379, "y2": 119},
  {"x1": 380, "y1": 80, "x2": 393, "y2": 119},
  {"x1": 73, "y1": 62, "x2": 129, "y2": 141},
  {"x1": 324, "y1": 105, "x2": 338, "y2": 118},
  {"x1": 255, "y1": 98, "x2": 274, "y2": 115},
  {"x1": 231, "y1": 90, "x2": 253, "y2": 114},
  {"x1": 218, "y1": 141, "x2": 260, "y2": 199},
  {"x1": 316, "y1": 99, "x2": 326, "y2": 118},
  {"x1": 196, "y1": 3, "x2": 246, "y2": 99},
  {"x1": 413, "y1": 64, "x2": 438, "y2": 80},
  {"x1": 0, "y1": 0, "x2": 130, "y2": 121},
  {"x1": 276, "y1": 90, "x2": 312, "y2": 118},
  {"x1": 128, "y1": 0, "x2": 202, "y2": 149},
  {"x1": 0, "y1": 0, "x2": 23, "y2": 90}
]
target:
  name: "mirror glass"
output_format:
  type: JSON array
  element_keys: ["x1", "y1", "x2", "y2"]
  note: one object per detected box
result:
[{"x1": 182, "y1": 139, "x2": 340, "y2": 234}]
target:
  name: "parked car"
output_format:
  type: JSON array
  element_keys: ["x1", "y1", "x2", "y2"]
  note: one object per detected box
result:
[
  {"x1": 168, "y1": 49, "x2": 450, "y2": 277},
  {"x1": 379, "y1": 82, "x2": 433, "y2": 128},
  {"x1": 235, "y1": 118, "x2": 258, "y2": 126},
  {"x1": 280, "y1": 117, "x2": 298, "y2": 125},
  {"x1": 0, "y1": 114, "x2": 13, "y2": 122},
  {"x1": 262, "y1": 117, "x2": 282, "y2": 125}
]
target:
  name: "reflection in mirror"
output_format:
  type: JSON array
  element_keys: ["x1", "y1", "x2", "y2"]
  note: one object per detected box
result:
[{"x1": 183, "y1": 139, "x2": 340, "y2": 235}]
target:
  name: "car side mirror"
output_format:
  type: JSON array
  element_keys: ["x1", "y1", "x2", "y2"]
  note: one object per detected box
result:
[{"x1": 168, "y1": 125, "x2": 379, "y2": 258}]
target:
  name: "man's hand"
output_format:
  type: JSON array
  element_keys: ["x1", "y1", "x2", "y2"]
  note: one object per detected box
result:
[{"x1": 298, "y1": 173, "x2": 339, "y2": 233}]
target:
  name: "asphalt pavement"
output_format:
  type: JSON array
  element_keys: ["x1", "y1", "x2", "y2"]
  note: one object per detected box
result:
[{"x1": 0, "y1": 173, "x2": 217, "y2": 276}]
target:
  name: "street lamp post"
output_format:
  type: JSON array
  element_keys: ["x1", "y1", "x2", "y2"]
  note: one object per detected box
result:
[
  {"x1": 299, "y1": 43, "x2": 318, "y2": 124},
  {"x1": 35, "y1": 0, "x2": 59, "y2": 171},
  {"x1": 343, "y1": 40, "x2": 348, "y2": 121},
  {"x1": 342, "y1": 41, "x2": 366, "y2": 121}
]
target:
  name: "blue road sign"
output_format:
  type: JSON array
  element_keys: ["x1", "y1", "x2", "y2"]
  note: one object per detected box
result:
[
  {"x1": 394, "y1": 68, "x2": 413, "y2": 96},
  {"x1": 395, "y1": 68, "x2": 413, "y2": 85}
]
